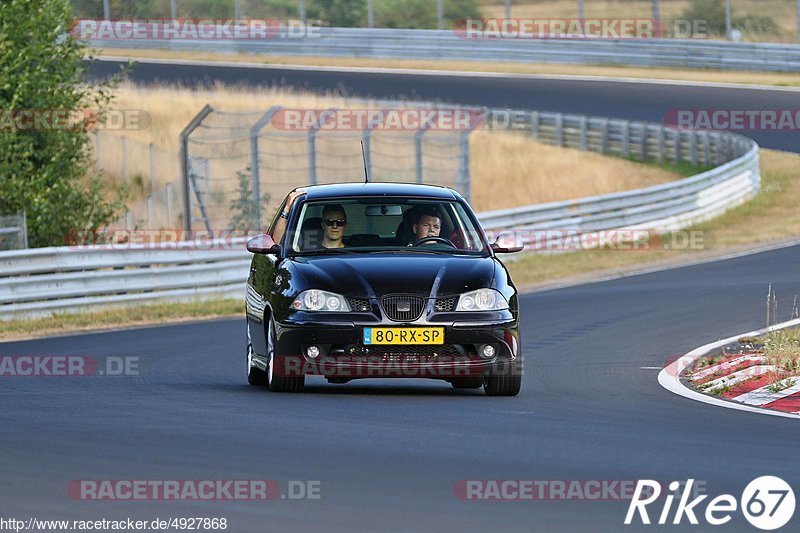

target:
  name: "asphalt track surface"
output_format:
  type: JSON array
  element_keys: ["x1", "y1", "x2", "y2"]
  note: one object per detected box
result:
[{"x1": 1, "y1": 61, "x2": 799, "y2": 531}]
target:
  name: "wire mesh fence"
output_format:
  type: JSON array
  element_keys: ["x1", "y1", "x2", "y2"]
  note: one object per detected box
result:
[{"x1": 0, "y1": 213, "x2": 28, "y2": 251}]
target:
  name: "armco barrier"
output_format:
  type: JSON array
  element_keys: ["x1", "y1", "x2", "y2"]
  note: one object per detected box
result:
[
  {"x1": 0, "y1": 109, "x2": 759, "y2": 320},
  {"x1": 90, "y1": 27, "x2": 800, "y2": 72}
]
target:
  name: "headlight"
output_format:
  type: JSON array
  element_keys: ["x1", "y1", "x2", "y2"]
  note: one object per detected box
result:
[
  {"x1": 291, "y1": 290, "x2": 350, "y2": 312},
  {"x1": 456, "y1": 289, "x2": 509, "y2": 311}
]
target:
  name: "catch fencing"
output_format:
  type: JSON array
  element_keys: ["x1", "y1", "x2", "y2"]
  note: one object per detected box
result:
[{"x1": 0, "y1": 105, "x2": 760, "y2": 319}]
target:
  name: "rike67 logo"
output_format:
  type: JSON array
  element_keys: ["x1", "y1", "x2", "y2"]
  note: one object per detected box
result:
[{"x1": 625, "y1": 477, "x2": 795, "y2": 530}]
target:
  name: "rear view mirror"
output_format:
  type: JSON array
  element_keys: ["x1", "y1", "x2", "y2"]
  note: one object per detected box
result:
[
  {"x1": 366, "y1": 205, "x2": 403, "y2": 216},
  {"x1": 247, "y1": 234, "x2": 281, "y2": 254}
]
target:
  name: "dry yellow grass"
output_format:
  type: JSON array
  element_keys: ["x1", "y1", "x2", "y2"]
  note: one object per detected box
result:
[
  {"x1": 505, "y1": 148, "x2": 800, "y2": 288},
  {"x1": 97, "y1": 48, "x2": 800, "y2": 88},
  {"x1": 480, "y1": 0, "x2": 798, "y2": 42},
  {"x1": 99, "y1": 82, "x2": 682, "y2": 215}
]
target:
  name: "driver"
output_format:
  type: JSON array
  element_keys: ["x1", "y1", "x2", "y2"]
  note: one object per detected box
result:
[{"x1": 410, "y1": 208, "x2": 442, "y2": 245}]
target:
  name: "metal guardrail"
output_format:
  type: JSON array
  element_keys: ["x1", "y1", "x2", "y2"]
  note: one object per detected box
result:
[
  {"x1": 0, "y1": 108, "x2": 759, "y2": 320},
  {"x1": 91, "y1": 26, "x2": 800, "y2": 72}
]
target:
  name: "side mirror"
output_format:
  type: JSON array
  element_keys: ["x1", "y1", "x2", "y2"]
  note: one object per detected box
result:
[
  {"x1": 247, "y1": 234, "x2": 281, "y2": 254},
  {"x1": 491, "y1": 233, "x2": 524, "y2": 254}
]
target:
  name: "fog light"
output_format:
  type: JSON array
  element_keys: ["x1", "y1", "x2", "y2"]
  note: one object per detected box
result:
[
  {"x1": 307, "y1": 345, "x2": 320, "y2": 359},
  {"x1": 481, "y1": 344, "x2": 496, "y2": 359}
]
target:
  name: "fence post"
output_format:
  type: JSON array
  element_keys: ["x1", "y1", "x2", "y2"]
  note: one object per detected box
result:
[
  {"x1": 703, "y1": 133, "x2": 711, "y2": 166},
  {"x1": 414, "y1": 110, "x2": 438, "y2": 184},
  {"x1": 600, "y1": 119, "x2": 609, "y2": 154},
  {"x1": 95, "y1": 131, "x2": 102, "y2": 171},
  {"x1": 579, "y1": 116, "x2": 588, "y2": 150},
  {"x1": 530, "y1": 111, "x2": 540, "y2": 140},
  {"x1": 689, "y1": 131, "x2": 698, "y2": 166},
  {"x1": 673, "y1": 130, "x2": 682, "y2": 163},
  {"x1": 657, "y1": 126, "x2": 666, "y2": 163},
  {"x1": 621, "y1": 121, "x2": 630, "y2": 157},
  {"x1": 149, "y1": 143, "x2": 157, "y2": 192},
  {"x1": 21, "y1": 210, "x2": 28, "y2": 249},
  {"x1": 146, "y1": 196, "x2": 153, "y2": 228},
  {"x1": 250, "y1": 106, "x2": 282, "y2": 229},
  {"x1": 121, "y1": 136, "x2": 129, "y2": 181},
  {"x1": 640, "y1": 123, "x2": 648, "y2": 160},
  {"x1": 308, "y1": 109, "x2": 335, "y2": 186},
  {"x1": 166, "y1": 183, "x2": 174, "y2": 227},
  {"x1": 555, "y1": 114, "x2": 564, "y2": 147},
  {"x1": 179, "y1": 104, "x2": 213, "y2": 233}
]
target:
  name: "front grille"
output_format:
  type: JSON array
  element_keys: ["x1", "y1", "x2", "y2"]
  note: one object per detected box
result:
[
  {"x1": 434, "y1": 297, "x2": 458, "y2": 312},
  {"x1": 346, "y1": 297, "x2": 371, "y2": 312},
  {"x1": 352, "y1": 344, "x2": 470, "y2": 364},
  {"x1": 381, "y1": 295, "x2": 425, "y2": 321}
]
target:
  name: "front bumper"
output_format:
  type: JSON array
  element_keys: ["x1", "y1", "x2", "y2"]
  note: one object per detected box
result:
[{"x1": 272, "y1": 318, "x2": 520, "y2": 379}]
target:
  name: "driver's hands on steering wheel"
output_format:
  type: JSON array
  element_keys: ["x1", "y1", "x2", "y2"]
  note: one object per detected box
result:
[{"x1": 413, "y1": 236, "x2": 457, "y2": 248}]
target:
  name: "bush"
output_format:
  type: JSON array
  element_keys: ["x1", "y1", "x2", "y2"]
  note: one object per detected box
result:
[
  {"x1": 680, "y1": 0, "x2": 777, "y2": 38},
  {"x1": 0, "y1": 0, "x2": 127, "y2": 247}
]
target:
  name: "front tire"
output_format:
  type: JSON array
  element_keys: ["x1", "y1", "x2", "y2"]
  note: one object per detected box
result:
[
  {"x1": 266, "y1": 315, "x2": 305, "y2": 393},
  {"x1": 246, "y1": 324, "x2": 267, "y2": 386},
  {"x1": 483, "y1": 358, "x2": 522, "y2": 397}
]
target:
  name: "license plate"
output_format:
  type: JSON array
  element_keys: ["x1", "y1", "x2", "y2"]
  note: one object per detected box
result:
[{"x1": 363, "y1": 327, "x2": 444, "y2": 345}]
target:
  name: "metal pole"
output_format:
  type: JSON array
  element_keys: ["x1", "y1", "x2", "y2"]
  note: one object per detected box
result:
[
  {"x1": 234, "y1": 0, "x2": 241, "y2": 19},
  {"x1": 299, "y1": 0, "x2": 306, "y2": 21},
  {"x1": 170, "y1": 0, "x2": 177, "y2": 19},
  {"x1": 121, "y1": 136, "x2": 128, "y2": 181},
  {"x1": 578, "y1": 0, "x2": 585, "y2": 19},
  {"x1": 149, "y1": 143, "x2": 157, "y2": 192},
  {"x1": 103, "y1": 0, "x2": 110, "y2": 19},
  {"x1": 725, "y1": 0, "x2": 732, "y2": 40},
  {"x1": 147, "y1": 196, "x2": 153, "y2": 228},
  {"x1": 179, "y1": 105, "x2": 213, "y2": 233},
  {"x1": 652, "y1": 0, "x2": 661, "y2": 36},
  {"x1": 367, "y1": 0, "x2": 374, "y2": 28},
  {"x1": 166, "y1": 184, "x2": 174, "y2": 226},
  {"x1": 505, "y1": 0, "x2": 511, "y2": 19},
  {"x1": 437, "y1": 0, "x2": 443, "y2": 30},
  {"x1": 797, "y1": 0, "x2": 800, "y2": 43},
  {"x1": 250, "y1": 106, "x2": 283, "y2": 230}
]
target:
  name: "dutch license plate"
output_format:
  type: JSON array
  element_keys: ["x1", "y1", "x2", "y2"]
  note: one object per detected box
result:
[{"x1": 363, "y1": 327, "x2": 444, "y2": 345}]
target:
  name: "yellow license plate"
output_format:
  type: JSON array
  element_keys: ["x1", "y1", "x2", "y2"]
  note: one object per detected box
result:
[{"x1": 363, "y1": 327, "x2": 444, "y2": 345}]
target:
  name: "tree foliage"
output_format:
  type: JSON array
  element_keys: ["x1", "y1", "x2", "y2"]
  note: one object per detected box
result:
[{"x1": 0, "y1": 0, "x2": 127, "y2": 247}]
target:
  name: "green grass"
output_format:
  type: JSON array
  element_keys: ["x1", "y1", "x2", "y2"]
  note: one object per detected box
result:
[
  {"x1": 0, "y1": 299, "x2": 242, "y2": 341},
  {"x1": 761, "y1": 327, "x2": 800, "y2": 373}
]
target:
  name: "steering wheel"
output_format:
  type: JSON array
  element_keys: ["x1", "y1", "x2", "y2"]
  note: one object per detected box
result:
[{"x1": 413, "y1": 236, "x2": 457, "y2": 248}]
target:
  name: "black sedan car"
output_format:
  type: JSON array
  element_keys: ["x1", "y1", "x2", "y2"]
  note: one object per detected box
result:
[{"x1": 245, "y1": 183, "x2": 524, "y2": 396}]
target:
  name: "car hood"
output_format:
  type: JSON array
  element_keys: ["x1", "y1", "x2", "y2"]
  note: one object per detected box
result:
[{"x1": 286, "y1": 253, "x2": 496, "y2": 298}]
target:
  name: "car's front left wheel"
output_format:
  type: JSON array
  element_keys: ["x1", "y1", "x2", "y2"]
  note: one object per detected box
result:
[
  {"x1": 265, "y1": 315, "x2": 305, "y2": 393},
  {"x1": 246, "y1": 325, "x2": 267, "y2": 386}
]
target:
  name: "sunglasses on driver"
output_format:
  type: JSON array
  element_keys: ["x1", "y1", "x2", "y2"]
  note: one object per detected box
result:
[{"x1": 323, "y1": 219, "x2": 347, "y2": 228}]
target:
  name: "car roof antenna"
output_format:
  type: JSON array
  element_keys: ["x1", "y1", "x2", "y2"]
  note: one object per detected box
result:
[{"x1": 360, "y1": 139, "x2": 369, "y2": 184}]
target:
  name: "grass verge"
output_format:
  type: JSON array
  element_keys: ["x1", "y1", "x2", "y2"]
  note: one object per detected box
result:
[{"x1": 0, "y1": 299, "x2": 242, "y2": 342}]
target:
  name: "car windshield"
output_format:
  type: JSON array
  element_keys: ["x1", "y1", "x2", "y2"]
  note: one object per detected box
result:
[{"x1": 287, "y1": 198, "x2": 488, "y2": 256}]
